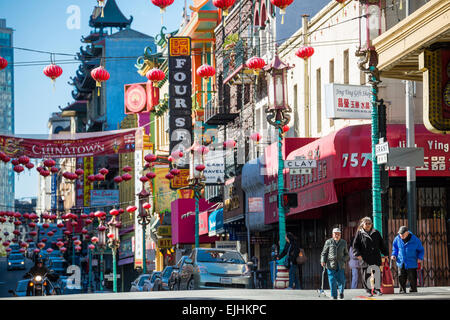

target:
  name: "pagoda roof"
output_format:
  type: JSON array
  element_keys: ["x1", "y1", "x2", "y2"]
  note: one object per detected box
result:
[
  {"x1": 89, "y1": 0, "x2": 133, "y2": 29},
  {"x1": 107, "y1": 28, "x2": 153, "y2": 40},
  {"x1": 61, "y1": 100, "x2": 88, "y2": 114}
]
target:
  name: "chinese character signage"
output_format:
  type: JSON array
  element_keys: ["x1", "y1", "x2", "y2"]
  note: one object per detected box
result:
[
  {"x1": 168, "y1": 37, "x2": 192, "y2": 169},
  {"x1": 324, "y1": 83, "x2": 372, "y2": 119}
]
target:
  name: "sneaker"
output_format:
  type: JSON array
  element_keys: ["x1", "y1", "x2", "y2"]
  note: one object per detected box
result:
[
  {"x1": 399, "y1": 289, "x2": 407, "y2": 294},
  {"x1": 339, "y1": 293, "x2": 344, "y2": 299}
]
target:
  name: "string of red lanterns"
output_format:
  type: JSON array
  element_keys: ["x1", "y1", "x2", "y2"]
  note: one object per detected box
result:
[
  {"x1": 270, "y1": 0, "x2": 294, "y2": 25},
  {"x1": 212, "y1": 0, "x2": 236, "y2": 17}
]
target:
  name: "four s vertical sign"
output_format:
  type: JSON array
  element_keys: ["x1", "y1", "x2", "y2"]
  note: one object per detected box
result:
[{"x1": 168, "y1": 37, "x2": 192, "y2": 169}]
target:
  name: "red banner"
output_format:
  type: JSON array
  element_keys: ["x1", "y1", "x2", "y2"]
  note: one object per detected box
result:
[{"x1": 0, "y1": 128, "x2": 138, "y2": 158}]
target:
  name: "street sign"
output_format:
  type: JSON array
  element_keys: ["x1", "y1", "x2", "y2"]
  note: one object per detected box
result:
[
  {"x1": 105, "y1": 273, "x2": 121, "y2": 281},
  {"x1": 377, "y1": 154, "x2": 388, "y2": 164},
  {"x1": 157, "y1": 238, "x2": 172, "y2": 249},
  {"x1": 387, "y1": 147, "x2": 424, "y2": 167},
  {"x1": 289, "y1": 168, "x2": 312, "y2": 175},
  {"x1": 285, "y1": 157, "x2": 317, "y2": 169},
  {"x1": 375, "y1": 140, "x2": 389, "y2": 156},
  {"x1": 157, "y1": 226, "x2": 172, "y2": 237}
]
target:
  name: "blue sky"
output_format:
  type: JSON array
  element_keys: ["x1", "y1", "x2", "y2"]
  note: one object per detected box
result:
[{"x1": 0, "y1": 0, "x2": 186, "y2": 200}]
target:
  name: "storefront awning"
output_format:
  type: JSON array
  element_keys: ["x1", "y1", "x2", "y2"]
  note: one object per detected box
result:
[{"x1": 265, "y1": 124, "x2": 450, "y2": 224}]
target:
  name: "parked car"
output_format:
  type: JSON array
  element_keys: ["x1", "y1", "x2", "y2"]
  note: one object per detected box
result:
[
  {"x1": 143, "y1": 271, "x2": 162, "y2": 292},
  {"x1": 129, "y1": 274, "x2": 150, "y2": 292},
  {"x1": 170, "y1": 255, "x2": 189, "y2": 290},
  {"x1": 159, "y1": 265, "x2": 176, "y2": 291},
  {"x1": 178, "y1": 248, "x2": 253, "y2": 290},
  {"x1": 7, "y1": 252, "x2": 26, "y2": 271},
  {"x1": 8, "y1": 279, "x2": 29, "y2": 297}
]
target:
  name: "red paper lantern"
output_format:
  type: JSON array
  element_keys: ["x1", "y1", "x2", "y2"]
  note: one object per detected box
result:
[
  {"x1": 75, "y1": 168, "x2": 84, "y2": 176},
  {"x1": 95, "y1": 173, "x2": 105, "y2": 181},
  {"x1": 140, "y1": 176, "x2": 149, "y2": 183},
  {"x1": 99, "y1": 168, "x2": 109, "y2": 176},
  {"x1": 195, "y1": 145, "x2": 210, "y2": 156},
  {"x1": 18, "y1": 155, "x2": 30, "y2": 165},
  {"x1": 43, "y1": 64, "x2": 63, "y2": 82},
  {"x1": 121, "y1": 173, "x2": 132, "y2": 181},
  {"x1": 250, "y1": 132, "x2": 262, "y2": 143},
  {"x1": 114, "y1": 176, "x2": 123, "y2": 183},
  {"x1": 44, "y1": 159, "x2": 56, "y2": 167},
  {"x1": 146, "y1": 172, "x2": 156, "y2": 179},
  {"x1": 223, "y1": 140, "x2": 236, "y2": 149},
  {"x1": 170, "y1": 168, "x2": 180, "y2": 176},
  {"x1": 0, "y1": 56, "x2": 8, "y2": 70},
  {"x1": 212, "y1": 0, "x2": 236, "y2": 16},
  {"x1": 196, "y1": 64, "x2": 216, "y2": 79},
  {"x1": 123, "y1": 166, "x2": 132, "y2": 172},
  {"x1": 60, "y1": 247, "x2": 67, "y2": 253},
  {"x1": 295, "y1": 46, "x2": 315, "y2": 60},
  {"x1": 165, "y1": 173, "x2": 174, "y2": 180},
  {"x1": 151, "y1": 0, "x2": 174, "y2": 13},
  {"x1": 56, "y1": 241, "x2": 64, "y2": 248},
  {"x1": 25, "y1": 162, "x2": 35, "y2": 170},
  {"x1": 270, "y1": 0, "x2": 294, "y2": 24},
  {"x1": 88, "y1": 244, "x2": 95, "y2": 250},
  {"x1": 195, "y1": 164, "x2": 206, "y2": 172},
  {"x1": 75, "y1": 245, "x2": 82, "y2": 251},
  {"x1": 13, "y1": 165, "x2": 24, "y2": 174},
  {"x1": 146, "y1": 68, "x2": 165, "y2": 83},
  {"x1": 37, "y1": 242, "x2": 45, "y2": 249},
  {"x1": 144, "y1": 153, "x2": 157, "y2": 163},
  {"x1": 91, "y1": 237, "x2": 99, "y2": 244},
  {"x1": 143, "y1": 202, "x2": 152, "y2": 210},
  {"x1": 126, "y1": 206, "x2": 137, "y2": 213},
  {"x1": 246, "y1": 56, "x2": 266, "y2": 74},
  {"x1": 110, "y1": 209, "x2": 120, "y2": 216},
  {"x1": 87, "y1": 175, "x2": 96, "y2": 182},
  {"x1": 91, "y1": 66, "x2": 110, "y2": 96}
]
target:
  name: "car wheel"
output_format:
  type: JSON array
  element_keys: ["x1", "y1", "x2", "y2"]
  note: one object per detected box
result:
[{"x1": 187, "y1": 278, "x2": 195, "y2": 291}]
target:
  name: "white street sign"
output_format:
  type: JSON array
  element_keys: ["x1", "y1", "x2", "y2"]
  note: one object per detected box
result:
[
  {"x1": 375, "y1": 142, "x2": 389, "y2": 156},
  {"x1": 377, "y1": 154, "x2": 388, "y2": 164},
  {"x1": 289, "y1": 168, "x2": 312, "y2": 175},
  {"x1": 285, "y1": 157, "x2": 317, "y2": 169}
]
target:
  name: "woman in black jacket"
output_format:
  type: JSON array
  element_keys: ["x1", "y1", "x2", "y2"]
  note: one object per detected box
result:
[
  {"x1": 352, "y1": 217, "x2": 389, "y2": 296},
  {"x1": 277, "y1": 232, "x2": 301, "y2": 289}
]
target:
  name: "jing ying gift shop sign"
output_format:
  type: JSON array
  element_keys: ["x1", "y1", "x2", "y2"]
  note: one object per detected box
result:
[
  {"x1": 168, "y1": 37, "x2": 192, "y2": 170},
  {"x1": 324, "y1": 83, "x2": 372, "y2": 119}
]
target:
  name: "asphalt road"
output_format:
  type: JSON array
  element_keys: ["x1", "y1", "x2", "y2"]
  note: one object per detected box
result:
[{"x1": 0, "y1": 256, "x2": 34, "y2": 297}]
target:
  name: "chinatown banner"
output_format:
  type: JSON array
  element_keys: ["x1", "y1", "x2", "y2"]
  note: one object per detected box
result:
[{"x1": 0, "y1": 128, "x2": 140, "y2": 158}]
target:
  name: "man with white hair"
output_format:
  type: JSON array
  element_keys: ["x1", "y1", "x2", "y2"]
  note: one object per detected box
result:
[{"x1": 320, "y1": 227, "x2": 349, "y2": 299}]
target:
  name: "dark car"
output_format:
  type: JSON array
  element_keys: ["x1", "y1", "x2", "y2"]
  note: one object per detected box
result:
[
  {"x1": 8, "y1": 279, "x2": 29, "y2": 297},
  {"x1": 178, "y1": 248, "x2": 253, "y2": 290},
  {"x1": 130, "y1": 274, "x2": 150, "y2": 292},
  {"x1": 7, "y1": 253, "x2": 26, "y2": 271},
  {"x1": 159, "y1": 266, "x2": 175, "y2": 291},
  {"x1": 170, "y1": 255, "x2": 189, "y2": 290},
  {"x1": 143, "y1": 271, "x2": 162, "y2": 291},
  {"x1": 8, "y1": 243, "x2": 21, "y2": 254}
]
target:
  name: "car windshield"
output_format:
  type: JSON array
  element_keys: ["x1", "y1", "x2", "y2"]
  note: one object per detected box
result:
[
  {"x1": 163, "y1": 267, "x2": 173, "y2": 278},
  {"x1": 197, "y1": 250, "x2": 245, "y2": 264},
  {"x1": 9, "y1": 254, "x2": 24, "y2": 260}
]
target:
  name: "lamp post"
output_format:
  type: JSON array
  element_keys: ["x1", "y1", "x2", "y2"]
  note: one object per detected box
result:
[
  {"x1": 137, "y1": 202, "x2": 152, "y2": 274},
  {"x1": 189, "y1": 146, "x2": 206, "y2": 248},
  {"x1": 264, "y1": 52, "x2": 292, "y2": 288},
  {"x1": 96, "y1": 213, "x2": 107, "y2": 292},
  {"x1": 107, "y1": 214, "x2": 120, "y2": 293}
]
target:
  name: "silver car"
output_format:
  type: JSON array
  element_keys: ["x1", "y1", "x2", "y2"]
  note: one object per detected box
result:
[{"x1": 179, "y1": 248, "x2": 253, "y2": 290}]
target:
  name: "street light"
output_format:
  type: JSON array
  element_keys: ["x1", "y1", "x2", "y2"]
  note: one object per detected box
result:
[
  {"x1": 137, "y1": 201, "x2": 152, "y2": 274},
  {"x1": 107, "y1": 213, "x2": 120, "y2": 293},
  {"x1": 95, "y1": 211, "x2": 107, "y2": 291},
  {"x1": 264, "y1": 52, "x2": 292, "y2": 288},
  {"x1": 189, "y1": 146, "x2": 207, "y2": 248}
]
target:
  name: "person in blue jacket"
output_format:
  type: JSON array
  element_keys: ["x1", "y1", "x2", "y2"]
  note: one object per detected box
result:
[{"x1": 391, "y1": 226, "x2": 424, "y2": 293}]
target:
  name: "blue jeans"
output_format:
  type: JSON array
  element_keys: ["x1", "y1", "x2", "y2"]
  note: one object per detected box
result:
[
  {"x1": 288, "y1": 264, "x2": 300, "y2": 289},
  {"x1": 327, "y1": 268, "x2": 345, "y2": 298},
  {"x1": 351, "y1": 268, "x2": 359, "y2": 289}
]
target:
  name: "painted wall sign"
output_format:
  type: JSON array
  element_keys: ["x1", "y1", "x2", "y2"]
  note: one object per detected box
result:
[
  {"x1": 124, "y1": 82, "x2": 158, "y2": 114},
  {"x1": 168, "y1": 37, "x2": 192, "y2": 169},
  {"x1": 324, "y1": 83, "x2": 372, "y2": 119}
]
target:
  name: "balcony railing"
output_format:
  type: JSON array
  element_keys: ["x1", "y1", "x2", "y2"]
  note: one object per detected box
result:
[
  {"x1": 204, "y1": 94, "x2": 239, "y2": 126},
  {"x1": 223, "y1": 39, "x2": 253, "y2": 85}
]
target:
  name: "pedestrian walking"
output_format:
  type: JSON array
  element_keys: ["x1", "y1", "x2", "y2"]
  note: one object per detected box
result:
[
  {"x1": 320, "y1": 227, "x2": 349, "y2": 299},
  {"x1": 391, "y1": 226, "x2": 425, "y2": 293},
  {"x1": 348, "y1": 237, "x2": 360, "y2": 289},
  {"x1": 277, "y1": 232, "x2": 301, "y2": 289},
  {"x1": 352, "y1": 217, "x2": 389, "y2": 296}
]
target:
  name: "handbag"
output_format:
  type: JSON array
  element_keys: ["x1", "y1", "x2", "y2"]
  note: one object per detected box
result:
[
  {"x1": 380, "y1": 258, "x2": 394, "y2": 294},
  {"x1": 296, "y1": 248, "x2": 307, "y2": 265}
]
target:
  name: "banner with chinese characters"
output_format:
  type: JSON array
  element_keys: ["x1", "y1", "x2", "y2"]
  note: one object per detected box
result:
[{"x1": 83, "y1": 157, "x2": 94, "y2": 208}]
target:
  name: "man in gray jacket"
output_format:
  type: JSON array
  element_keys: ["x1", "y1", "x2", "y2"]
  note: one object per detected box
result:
[{"x1": 321, "y1": 228, "x2": 350, "y2": 299}]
